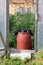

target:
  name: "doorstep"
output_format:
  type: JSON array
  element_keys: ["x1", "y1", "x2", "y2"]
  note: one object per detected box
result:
[{"x1": 10, "y1": 49, "x2": 35, "y2": 60}]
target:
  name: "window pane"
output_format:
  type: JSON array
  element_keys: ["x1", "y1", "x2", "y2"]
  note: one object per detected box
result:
[{"x1": 0, "y1": 0, "x2": 8, "y2": 49}]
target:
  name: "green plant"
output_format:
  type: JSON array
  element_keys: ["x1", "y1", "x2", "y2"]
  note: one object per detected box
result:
[
  {"x1": 36, "y1": 51, "x2": 43, "y2": 58},
  {"x1": 23, "y1": 57, "x2": 30, "y2": 62},
  {"x1": 9, "y1": 33, "x2": 16, "y2": 48},
  {"x1": 29, "y1": 59, "x2": 42, "y2": 65},
  {"x1": 1, "y1": 51, "x2": 43, "y2": 65},
  {"x1": 9, "y1": 12, "x2": 35, "y2": 48},
  {"x1": 36, "y1": 61, "x2": 42, "y2": 65},
  {"x1": 1, "y1": 56, "x2": 26, "y2": 65}
]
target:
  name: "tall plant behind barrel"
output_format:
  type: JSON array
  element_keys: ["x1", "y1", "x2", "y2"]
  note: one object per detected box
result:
[{"x1": 9, "y1": 12, "x2": 35, "y2": 48}]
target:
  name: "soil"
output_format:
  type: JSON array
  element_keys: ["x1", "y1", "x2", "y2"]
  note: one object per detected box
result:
[
  {"x1": 25, "y1": 60, "x2": 32, "y2": 65},
  {"x1": 40, "y1": 57, "x2": 43, "y2": 64}
]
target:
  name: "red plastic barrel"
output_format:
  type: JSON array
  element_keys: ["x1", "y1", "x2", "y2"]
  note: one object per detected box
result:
[{"x1": 17, "y1": 32, "x2": 32, "y2": 50}]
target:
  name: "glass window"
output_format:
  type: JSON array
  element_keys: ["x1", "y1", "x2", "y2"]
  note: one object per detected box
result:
[
  {"x1": 22, "y1": 7, "x2": 27, "y2": 13},
  {"x1": 16, "y1": 7, "x2": 21, "y2": 13},
  {"x1": 27, "y1": 8, "x2": 31, "y2": 12},
  {"x1": 16, "y1": 6, "x2": 27, "y2": 13}
]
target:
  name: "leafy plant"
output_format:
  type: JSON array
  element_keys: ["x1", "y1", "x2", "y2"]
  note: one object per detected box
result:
[
  {"x1": 23, "y1": 57, "x2": 30, "y2": 62},
  {"x1": 1, "y1": 56, "x2": 25, "y2": 65},
  {"x1": 36, "y1": 51, "x2": 43, "y2": 58},
  {"x1": 1, "y1": 51, "x2": 43, "y2": 65},
  {"x1": 9, "y1": 33, "x2": 16, "y2": 48},
  {"x1": 29, "y1": 60, "x2": 42, "y2": 65},
  {"x1": 9, "y1": 12, "x2": 35, "y2": 48}
]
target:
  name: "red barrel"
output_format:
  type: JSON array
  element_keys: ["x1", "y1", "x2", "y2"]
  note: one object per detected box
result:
[{"x1": 17, "y1": 32, "x2": 32, "y2": 50}]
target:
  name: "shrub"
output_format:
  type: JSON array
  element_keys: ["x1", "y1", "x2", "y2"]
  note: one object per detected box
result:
[{"x1": 9, "y1": 12, "x2": 35, "y2": 48}]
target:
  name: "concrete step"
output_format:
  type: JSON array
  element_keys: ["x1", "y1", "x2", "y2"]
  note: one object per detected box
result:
[{"x1": 10, "y1": 49, "x2": 35, "y2": 59}]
